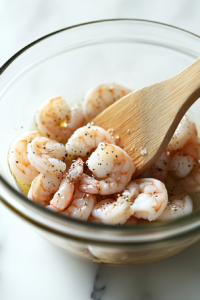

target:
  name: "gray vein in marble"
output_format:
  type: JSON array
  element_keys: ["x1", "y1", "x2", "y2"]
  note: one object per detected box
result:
[{"x1": 91, "y1": 267, "x2": 106, "y2": 300}]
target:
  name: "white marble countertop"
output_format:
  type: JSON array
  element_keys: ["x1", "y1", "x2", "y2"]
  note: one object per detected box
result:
[{"x1": 1, "y1": 1, "x2": 200, "y2": 299}]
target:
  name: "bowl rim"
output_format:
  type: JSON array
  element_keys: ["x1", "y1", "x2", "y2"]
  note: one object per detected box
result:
[{"x1": 1, "y1": 18, "x2": 200, "y2": 243}]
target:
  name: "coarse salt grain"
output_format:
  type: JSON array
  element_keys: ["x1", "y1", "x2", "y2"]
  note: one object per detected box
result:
[
  {"x1": 107, "y1": 128, "x2": 114, "y2": 133},
  {"x1": 140, "y1": 148, "x2": 148, "y2": 156},
  {"x1": 130, "y1": 145, "x2": 135, "y2": 151}
]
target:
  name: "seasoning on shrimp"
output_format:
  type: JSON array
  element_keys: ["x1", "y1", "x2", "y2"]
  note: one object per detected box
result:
[
  {"x1": 157, "y1": 194, "x2": 193, "y2": 221},
  {"x1": 78, "y1": 143, "x2": 135, "y2": 195},
  {"x1": 60, "y1": 189, "x2": 97, "y2": 220},
  {"x1": 27, "y1": 136, "x2": 66, "y2": 175},
  {"x1": 139, "y1": 151, "x2": 170, "y2": 183},
  {"x1": 50, "y1": 158, "x2": 84, "y2": 211},
  {"x1": 65, "y1": 125, "x2": 115, "y2": 157},
  {"x1": 28, "y1": 173, "x2": 62, "y2": 206},
  {"x1": 168, "y1": 117, "x2": 200, "y2": 178},
  {"x1": 167, "y1": 115, "x2": 198, "y2": 151},
  {"x1": 8, "y1": 81, "x2": 200, "y2": 225},
  {"x1": 92, "y1": 182, "x2": 139, "y2": 225},
  {"x1": 36, "y1": 97, "x2": 84, "y2": 143}
]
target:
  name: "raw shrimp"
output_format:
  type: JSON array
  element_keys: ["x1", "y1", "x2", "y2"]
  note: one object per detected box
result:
[
  {"x1": 78, "y1": 143, "x2": 135, "y2": 195},
  {"x1": 27, "y1": 136, "x2": 66, "y2": 175},
  {"x1": 139, "y1": 151, "x2": 170, "y2": 182},
  {"x1": 92, "y1": 181, "x2": 139, "y2": 225},
  {"x1": 83, "y1": 83, "x2": 132, "y2": 121},
  {"x1": 9, "y1": 131, "x2": 41, "y2": 185},
  {"x1": 169, "y1": 122, "x2": 200, "y2": 178},
  {"x1": 65, "y1": 125, "x2": 115, "y2": 157},
  {"x1": 178, "y1": 163, "x2": 200, "y2": 193},
  {"x1": 28, "y1": 173, "x2": 61, "y2": 206},
  {"x1": 157, "y1": 194, "x2": 193, "y2": 221},
  {"x1": 50, "y1": 158, "x2": 84, "y2": 211},
  {"x1": 130, "y1": 178, "x2": 168, "y2": 221},
  {"x1": 36, "y1": 97, "x2": 84, "y2": 143}
]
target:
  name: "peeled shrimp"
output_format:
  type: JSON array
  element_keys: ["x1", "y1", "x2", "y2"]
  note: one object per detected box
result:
[
  {"x1": 130, "y1": 178, "x2": 168, "y2": 221},
  {"x1": 157, "y1": 194, "x2": 193, "y2": 221},
  {"x1": 9, "y1": 131, "x2": 41, "y2": 185},
  {"x1": 178, "y1": 163, "x2": 200, "y2": 193},
  {"x1": 65, "y1": 125, "x2": 115, "y2": 157},
  {"x1": 151, "y1": 151, "x2": 170, "y2": 182},
  {"x1": 169, "y1": 151, "x2": 195, "y2": 178},
  {"x1": 139, "y1": 151, "x2": 170, "y2": 182},
  {"x1": 169, "y1": 121, "x2": 200, "y2": 178},
  {"x1": 27, "y1": 136, "x2": 66, "y2": 175},
  {"x1": 50, "y1": 158, "x2": 84, "y2": 211},
  {"x1": 83, "y1": 83, "x2": 132, "y2": 121},
  {"x1": 61, "y1": 190, "x2": 97, "y2": 220},
  {"x1": 167, "y1": 115, "x2": 195, "y2": 151},
  {"x1": 28, "y1": 173, "x2": 61, "y2": 206},
  {"x1": 47, "y1": 189, "x2": 96, "y2": 221},
  {"x1": 92, "y1": 182, "x2": 139, "y2": 225},
  {"x1": 36, "y1": 97, "x2": 84, "y2": 143},
  {"x1": 78, "y1": 143, "x2": 135, "y2": 195}
]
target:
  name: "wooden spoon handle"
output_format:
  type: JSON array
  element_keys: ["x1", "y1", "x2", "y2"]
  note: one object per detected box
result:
[
  {"x1": 167, "y1": 57, "x2": 200, "y2": 118},
  {"x1": 152, "y1": 57, "x2": 200, "y2": 146}
]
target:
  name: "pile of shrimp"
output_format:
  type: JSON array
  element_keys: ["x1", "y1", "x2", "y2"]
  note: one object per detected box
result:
[{"x1": 9, "y1": 83, "x2": 200, "y2": 225}]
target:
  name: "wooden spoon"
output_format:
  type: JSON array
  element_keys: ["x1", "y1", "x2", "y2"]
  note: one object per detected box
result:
[{"x1": 92, "y1": 58, "x2": 200, "y2": 178}]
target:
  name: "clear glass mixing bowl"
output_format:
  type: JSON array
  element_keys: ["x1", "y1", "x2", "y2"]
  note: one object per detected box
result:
[{"x1": 1, "y1": 19, "x2": 200, "y2": 265}]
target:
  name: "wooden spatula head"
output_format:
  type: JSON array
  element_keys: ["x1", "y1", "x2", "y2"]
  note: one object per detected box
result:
[{"x1": 93, "y1": 58, "x2": 200, "y2": 177}]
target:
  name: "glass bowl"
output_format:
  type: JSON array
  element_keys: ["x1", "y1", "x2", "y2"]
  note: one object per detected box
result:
[{"x1": 1, "y1": 19, "x2": 200, "y2": 266}]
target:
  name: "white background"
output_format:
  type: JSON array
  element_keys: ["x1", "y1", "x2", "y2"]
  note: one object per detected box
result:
[{"x1": 1, "y1": 1, "x2": 200, "y2": 299}]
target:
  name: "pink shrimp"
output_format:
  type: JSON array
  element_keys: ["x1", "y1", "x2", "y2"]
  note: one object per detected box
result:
[
  {"x1": 36, "y1": 97, "x2": 84, "y2": 143},
  {"x1": 83, "y1": 83, "x2": 132, "y2": 121},
  {"x1": 78, "y1": 143, "x2": 135, "y2": 195},
  {"x1": 50, "y1": 158, "x2": 84, "y2": 211}
]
